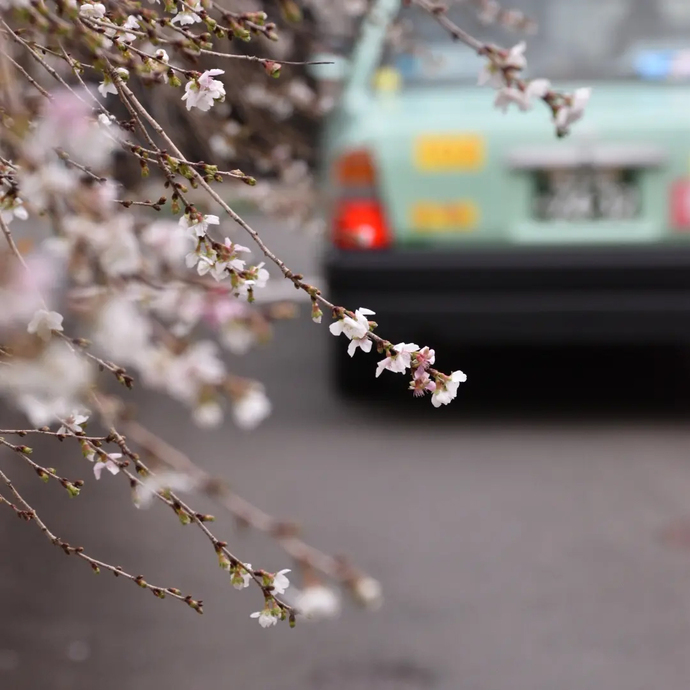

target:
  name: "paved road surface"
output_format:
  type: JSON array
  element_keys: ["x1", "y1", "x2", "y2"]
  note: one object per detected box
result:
[{"x1": 5, "y1": 216, "x2": 690, "y2": 690}]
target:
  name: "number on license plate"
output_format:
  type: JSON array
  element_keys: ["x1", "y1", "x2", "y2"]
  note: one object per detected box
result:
[{"x1": 533, "y1": 168, "x2": 640, "y2": 221}]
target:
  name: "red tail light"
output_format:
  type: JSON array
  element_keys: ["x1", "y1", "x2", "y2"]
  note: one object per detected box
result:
[
  {"x1": 332, "y1": 148, "x2": 390, "y2": 249},
  {"x1": 671, "y1": 179, "x2": 690, "y2": 229},
  {"x1": 333, "y1": 199, "x2": 391, "y2": 249}
]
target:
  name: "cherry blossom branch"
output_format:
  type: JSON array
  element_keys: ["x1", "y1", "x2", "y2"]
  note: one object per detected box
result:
[
  {"x1": 0, "y1": 437, "x2": 85, "y2": 491},
  {"x1": 0, "y1": 465, "x2": 203, "y2": 612},
  {"x1": 79, "y1": 404, "x2": 297, "y2": 617},
  {"x1": 409, "y1": 0, "x2": 591, "y2": 136},
  {"x1": 113, "y1": 415, "x2": 380, "y2": 606}
]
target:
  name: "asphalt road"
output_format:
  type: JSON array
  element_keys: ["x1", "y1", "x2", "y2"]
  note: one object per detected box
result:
[{"x1": 5, "y1": 216, "x2": 690, "y2": 690}]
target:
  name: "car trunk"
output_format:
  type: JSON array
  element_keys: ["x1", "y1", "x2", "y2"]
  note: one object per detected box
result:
[{"x1": 361, "y1": 82, "x2": 690, "y2": 248}]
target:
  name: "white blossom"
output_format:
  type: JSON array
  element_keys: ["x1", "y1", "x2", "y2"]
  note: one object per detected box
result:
[
  {"x1": 118, "y1": 15, "x2": 139, "y2": 43},
  {"x1": 329, "y1": 307, "x2": 374, "y2": 341},
  {"x1": 250, "y1": 609, "x2": 278, "y2": 628},
  {"x1": 192, "y1": 401, "x2": 223, "y2": 428},
  {"x1": 296, "y1": 585, "x2": 341, "y2": 620},
  {"x1": 91, "y1": 452, "x2": 122, "y2": 480},
  {"x1": 556, "y1": 87, "x2": 592, "y2": 135},
  {"x1": 165, "y1": 340, "x2": 225, "y2": 404},
  {"x1": 0, "y1": 197, "x2": 28, "y2": 224},
  {"x1": 375, "y1": 342, "x2": 419, "y2": 377},
  {"x1": 134, "y1": 471, "x2": 197, "y2": 508},
  {"x1": 97, "y1": 113, "x2": 114, "y2": 127},
  {"x1": 79, "y1": 2, "x2": 106, "y2": 19},
  {"x1": 352, "y1": 576, "x2": 383, "y2": 610},
  {"x1": 179, "y1": 213, "x2": 220, "y2": 238},
  {"x1": 347, "y1": 335, "x2": 372, "y2": 357},
  {"x1": 232, "y1": 385, "x2": 271, "y2": 430},
  {"x1": 431, "y1": 370, "x2": 467, "y2": 407},
  {"x1": 182, "y1": 69, "x2": 225, "y2": 112},
  {"x1": 171, "y1": 0, "x2": 201, "y2": 25},
  {"x1": 271, "y1": 569, "x2": 290, "y2": 595},
  {"x1": 230, "y1": 563, "x2": 252, "y2": 589},
  {"x1": 98, "y1": 68, "x2": 128, "y2": 97},
  {"x1": 27, "y1": 309, "x2": 64, "y2": 341},
  {"x1": 57, "y1": 411, "x2": 89, "y2": 435},
  {"x1": 186, "y1": 242, "x2": 218, "y2": 276},
  {"x1": 142, "y1": 220, "x2": 194, "y2": 267},
  {"x1": 221, "y1": 322, "x2": 256, "y2": 355},
  {"x1": 495, "y1": 78, "x2": 551, "y2": 113},
  {"x1": 478, "y1": 41, "x2": 526, "y2": 88}
]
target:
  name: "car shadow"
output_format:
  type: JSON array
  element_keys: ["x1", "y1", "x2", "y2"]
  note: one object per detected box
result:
[{"x1": 340, "y1": 343, "x2": 690, "y2": 426}]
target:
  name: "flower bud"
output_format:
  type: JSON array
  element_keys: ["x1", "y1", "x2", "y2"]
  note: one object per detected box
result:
[{"x1": 263, "y1": 60, "x2": 281, "y2": 78}]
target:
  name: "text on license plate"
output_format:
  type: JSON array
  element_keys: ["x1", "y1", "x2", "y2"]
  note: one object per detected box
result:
[
  {"x1": 411, "y1": 201, "x2": 479, "y2": 232},
  {"x1": 533, "y1": 168, "x2": 640, "y2": 221}
]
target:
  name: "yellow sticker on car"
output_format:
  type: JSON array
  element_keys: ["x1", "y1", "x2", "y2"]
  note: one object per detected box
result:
[
  {"x1": 414, "y1": 134, "x2": 485, "y2": 172},
  {"x1": 411, "y1": 201, "x2": 479, "y2": 232}
]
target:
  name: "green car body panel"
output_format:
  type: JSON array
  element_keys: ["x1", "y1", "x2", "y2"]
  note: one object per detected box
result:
[{"x1": 321, "y1": 0, "x2": 690, "y2": 374}]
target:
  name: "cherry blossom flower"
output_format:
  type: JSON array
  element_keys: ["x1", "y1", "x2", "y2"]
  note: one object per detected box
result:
[
  {"x1": 192, "y1": 401, "x2": 223, "y2": 428},
  {"x1": 0, "y1": 342, "x2": 93, "y2": 426},
  {"x1": 134, "y1": 471, "x2": 197, "y2": 508},
  {"x1": 352, "y1": 576, "x2": 383, "y2": 610},
  {"x1": 271, "y1": 569, "x2": 291, "y2": 595},
  {"x1": 329, "y1": 307, "x2": 374, "y2": 341},
  {"x1": 79, "y1": 2, "x2": 106, "y2": 19},
  {"x1": 295, "y1": 585, "x2": 341, "y2": 620},
  {"x1": 186, "y1": 242, "x2": 218, "y2": 276},
  {"x1": 409, "y1": 369, "x2": 436, "y2": 398},
  {"x1": 179, "y1": 213, "x2": 220, "y2": 238},
  {"x1": 232, "y1": 385, "x2": 271, "y2": 430},
  {"x1": 347, "y1": 334, "x2": 372, "y2": 357},
  {"x1": 57, "y1": 411, "x2": 89, "y2": 435},
  {"x1": 142, "y1": 220, "x2": 194, "y2": 268},
  {"x1": 250, "y1": 608, "x2": 278, "y2": 628},
  {"x1": 230, "y1": 563, "x2": 252, "y2": 590},
  {"x1": 431, "y1": 370, "x2": 468, "y2": 408},
  {"x1": 91, "y1": 452, "x2": 122, "y2": 480},
  {"x1": 27, "y1": 309, "x2": 64, "y2": 341},
  {"x1": 182, "y1": 70, "x2": 226, "y2": 112},
  {"x1": 494, "y1": 79, "x2": 551, "y2": 113},
  {"x1": 166, "y1": 340, "x2": 225, "y2": 405},
  {"x1": 414, "y1": 346, "x2": 435, "y2": 370},
  {"x1": 478, "y1": 42, "x2": 526, "y2": 88},
  {"x1": 0, "y1": 196, "x2": 28, "y2": 224},
  {"x1": 104, "y1": 14, "x2": 139, "y2": 43},
  {"x1": 93, "y1": 296, "x2": 151, "y2": 366},
  {"x1": 171, "y1": 0, "x2": 201, "y2": 25},
  {"x1": 97, "y1": 113, "x2": 114, "y2": 127},
  {"x1": 556, "y1": 87, "x2": 592, "y2": 136},
  {"x1": 375, "y1": 342, "x2": 419, "y2": 378},
  {"x1": 98, "y1": 68, "x2": 129, "y2": 97},
  {"x1": 242, "y1": 262, "x2": 269, "y2": 290},
  {"x1": 220, "y1": 322, "x2": 256, "y2": 355}
]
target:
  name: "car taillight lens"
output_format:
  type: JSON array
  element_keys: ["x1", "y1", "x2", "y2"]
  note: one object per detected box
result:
[
  {"x1": 333, "y1": 199, "x2": 391, "y2": 249},
  {"x1": 334, "y1": 149, "x2": 377, "y2": 189},
  {"x1": 671, "y1": 179, "x2": 690, "y2": 229}
]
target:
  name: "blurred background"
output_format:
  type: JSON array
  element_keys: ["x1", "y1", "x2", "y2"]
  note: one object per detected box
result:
[{"x1": 8, "y1": 1, "x2": 690, "y2": 689}]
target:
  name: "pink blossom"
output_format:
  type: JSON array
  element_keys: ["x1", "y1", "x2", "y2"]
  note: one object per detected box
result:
[{"x1": 375, "y1": 342, "x2": 419, "y2": 377}]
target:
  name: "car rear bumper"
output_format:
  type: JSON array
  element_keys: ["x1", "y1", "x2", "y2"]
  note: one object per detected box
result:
[{"x1": 324, "y1": 246, "x2": 690, "y2": 343}]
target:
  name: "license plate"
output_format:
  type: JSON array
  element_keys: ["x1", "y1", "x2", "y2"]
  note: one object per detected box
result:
[
  {"x1": 414, "y1": 134, "x2": 486, "y2": 172},
  {"x1": 533, "y1": 168, "x2": 640, "y2": 221},
  {"x1": 411, "y1": 201, "x2": 479, "y2": 232}
]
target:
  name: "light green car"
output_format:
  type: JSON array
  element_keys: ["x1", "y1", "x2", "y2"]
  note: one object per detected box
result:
[{"x1": 320, "y1": 0, "x2": 690, "y2": 392}]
